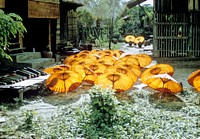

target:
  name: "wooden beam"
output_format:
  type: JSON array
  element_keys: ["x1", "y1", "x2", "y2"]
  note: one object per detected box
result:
[
  {"x1": 0, "y1": 0, "x2": 5, "y2": 8},
  {"x1": 28, "y1": 0, "x2": 59, "y2": 18}
]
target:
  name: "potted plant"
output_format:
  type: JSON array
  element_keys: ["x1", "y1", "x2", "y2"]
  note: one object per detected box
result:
[{"x1": 43, "y1": 45, "x2": 53, "y2": 58}]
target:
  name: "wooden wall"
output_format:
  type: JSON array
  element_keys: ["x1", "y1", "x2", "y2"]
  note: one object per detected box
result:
[
  {"x1": 28, "y1": 0, "x2": 59, "y2": 18},
  {"x1": 153, "y1": 0, "x2": 200, "y2": 57},
  {"x1": 0, "y1": 0, "x2": 5, "y2": 8}
]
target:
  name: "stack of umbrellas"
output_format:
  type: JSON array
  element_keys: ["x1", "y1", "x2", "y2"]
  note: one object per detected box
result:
[{"x1": 44, "y1": 49, "x2": 152, "y2": 93}]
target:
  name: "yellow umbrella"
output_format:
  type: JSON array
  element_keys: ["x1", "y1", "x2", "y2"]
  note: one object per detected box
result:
[
  {"x1": 83, "y1": 63, "x2": 107, "y2": 85},
  {"x1": 134, "y1": 54, "x2": 152, "y2": 68},
  {"x1": 141, "y1": 63, "x2": 174, "y2": 84},
  {"x1": 187, "y1": 69, "x2": 200, "y2": 92},
  {"x1": 96, "y1": 56, "x2": 117, "y2": 66},
  {"x1": 193, "y1": 76, "x2": 200, "y2": 92},
  {"x1": 94, "y1": 72, "x2": 134, "y2": 93},
  {"x1": 187, "y1": 69, "x2": 200, "y2": 86},
  {"x1": 113, "y1": 50, "x2": 125, "y2": 59},
  {"x1": 117, "y1": 54, "x2": 139, "y2": 66},
  {"x1": 114, "y1": 61, "x2": 141, "y2": 77},
  {"x1": 134, "y1": 36, "x2": 145, "y2": 44},
  {"x1": 146, "y1": 73, "x2": 182, "y2": 94},
  {"x1": 46, "y1": 70, "x2": 82, "y2": 93},
  {"x1": 125, "y1": 35, "x2": 135, "y2": 43},
  {"x1": 105, "y1": 65, "x2": 138, "y2": 83},
  {"x1": 43, "y1": 64, "x2": 71, "y2": 74},
  {"x1": 100, "y1": 49, "x2": 115, "y2": 57}
]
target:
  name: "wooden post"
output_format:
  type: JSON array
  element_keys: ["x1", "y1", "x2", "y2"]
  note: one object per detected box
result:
[{"x1": 49, "y1": 19, "x2": 52, "y2": 51}]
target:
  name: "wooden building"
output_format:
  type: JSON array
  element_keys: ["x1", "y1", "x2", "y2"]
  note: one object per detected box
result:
[
  {"x1": 56, "y1": 0, "x2": 83, "y2": 50},
  {"x1": 4, "y1": 0, "x2": 60, "y2": 54},
  {"x1": 153, "y1": 0, "x2": 200, "y2": 57}
]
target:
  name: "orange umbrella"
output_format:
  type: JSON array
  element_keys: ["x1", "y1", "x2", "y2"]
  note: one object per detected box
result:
[
  {"x1": 125, "y1": 35, "x2": 135, "y2": 43},
  {"x1": 91, "y1": 49, "x2": 102, "y2": 54},
  {"x1": 83, "y1": 63, "x2": 107, "y2": 84},
  {"x1": 134, "y1": 54, "x2": 152, "y2": 68},
  {"x1": 187, "y1": 69, "x2": 200, "y2": 86},
  {"x1": 46, "y1": 70, "x2": 82, "y2": 93},
  {"x1": 96, "y1": 56, "x2": 117, "y2": 66},
  {"x1": 193, "y1": 76, "x2": 200, "y2": 92},
  {"x1": 187, "y1": 69, "x2": 200, "y2": 92},
  {"x1": 114, "y1": 61, "x2": 141, "y2": 77},
  {"x1": 141, "y1": 63, "x2": 174, "y2": 84},
  {"x1": 117, "y1": 54, "x2": 139, "y2": 66},
  {"x1": 71, "y1": 65, "x2": 86, "y2": 80},
  {"x1": 113, "y1": 50, "x2": 125, "y2": 59},
  {"x1": 43, "y1": 64, "x2": 71, "y2": 74},
  {"x1": 134, "y1": 36, "x2": 145, "y2": 44},
  {"x1": 100, "y1": 49, "x2": 115, "y2": 57},
  {"x1": 94, "y1": 72, "x2": 134, "y2": 93},
  {"x1": 146, "y1": 73, "x2": 182, "y2": 94},
  {"x1": 64, "y1": 56, "x2": 82, "y2": 66},
  {"x1": 105, "y1": 65, "x2": 138, "y2": 83}
]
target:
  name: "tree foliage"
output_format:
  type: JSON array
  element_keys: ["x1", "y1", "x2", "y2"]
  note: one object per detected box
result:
[{"x1": 0, "y1": 9, "x2": 26, "y2": 61}]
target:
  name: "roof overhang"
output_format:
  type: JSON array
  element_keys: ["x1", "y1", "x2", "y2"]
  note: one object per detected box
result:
[
  {"x1": 126, "y1": 0, "x2": 147, "y2": 8},
  {"x1": 61, "y1": 0, "x2": 83, "y2": 9}
]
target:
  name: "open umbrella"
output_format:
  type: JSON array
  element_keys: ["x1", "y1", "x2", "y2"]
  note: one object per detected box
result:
[
  {"x1": 43, "y1": 64, "x2": 71, "y2": 74},
  {"x1": 193, "y1": 76, "x2": 200, "y2": 92},
  {"x1": 114, "y1": 61, "x2": 141, "y2": 77},
  {"x1": 134, "y1": 36, "x2": 145, "y2": 44},
  {"x1": 94, "y1": 72, "x2": 134, "y2": 93},
  {"x1": 125, "y1": 35, "x2": 135, "y2": 43},
  {"x1": 146, "y1": 73, "x2": 182, "y2": 94},
  {"x1": 187, "y1": 69, "x2": 200, "y2": 92},
  {"x1": 83, "y1": 63, "x2": 107, "y2": 84},
  {"x1": 46, "y1": 70, "x2": 82, "y2": 93},
  {"x1": 105, "y1": 65, "x2": 138, "y2": 83},
  {"x1": 134, "y1": 54, "x2": 152, "y2": 68},
  {"x1": 100, "y1": 49, "x2": 115, "y2": 57},
  {"x1": 141, "y1": 63, "x2": 174, "y2": 84},
  {"x1": 117, "y1": 54, "x2": 139, "y2": 66},
  {"x1": 96, "y1": 56, "x2": 117, "y2": 66},
  {"x1": 113, "y1": 50, "x2": 125, "y2": 59},
  {"x1": 64, "y1": 56, "x2": 82, "y2": 66},
  {"x1": 187, "y1": 69, "x2": 200, "y2": 86}
]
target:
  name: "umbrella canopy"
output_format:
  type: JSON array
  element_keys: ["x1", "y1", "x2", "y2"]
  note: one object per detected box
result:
[
  {"x1": 83, "y1": 63, "x2": 107, "y2": 84},
  {"x1": 188, "y1": 69, "x2": 200, "y2": 92},
  {"x1": 141, "y1": 63, "x2": 174, "y2": 84},
  {"x1": 64, "y1": 56, "x2": 82, "y2": 66},
  {"x1": 134, "y1": 36, "x2": 145, "y2": 44},
  {"x1": 100, "y1": 49, "x2": 115, "y2": 57},
  {"x1": 46, "y1": 70, "x2": 82, "y2": 93},
  {"x1": 96, "y1": 56, "x2": 117, "y2": 66},
  {"x1": 146, "y1": 73, "x2": 182, "y2": 94},
  {"x1": 105, "y1": 65, "x2": 138, "y2": 83},
  {"x1": 114, "y1": 61, "x2": 141, "y2": 77},
  {"x1": 43, "y1": 64, "x2": 71, "y2": 74},
  {"x1": 134, "y1": 54, "x2": 152, "y2": 68},
  {"x1": 113, "y1": 50, "x2": 125, "y2": 59},
  {"x1": 125, "y1": 35, "x2": 135, "y2": 43},
  {"x1": 117, "y1": 54, "x2": 139, "y2": 66},
  {"x1": 187, "y1": 69, "x2": 200, "y2": 86},
  {"x1": 94, "y1": 72, "x2": 134, "y2": 93},
  {"x1": 193, "y1": 76, "x2": 200, "y2": 92}
]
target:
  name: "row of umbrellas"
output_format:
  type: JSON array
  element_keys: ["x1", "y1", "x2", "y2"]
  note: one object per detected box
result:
[{"x1": 43, "y1": 49, "x2": 200, "y2": 94}]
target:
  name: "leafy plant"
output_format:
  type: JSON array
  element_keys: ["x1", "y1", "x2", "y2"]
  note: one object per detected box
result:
[
  {"x1": 88, "y1": 86, "x2": 119, "y2": 128},
  {"x1": 0, "y1": 9, "x2": 26, "y2": 61}
]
